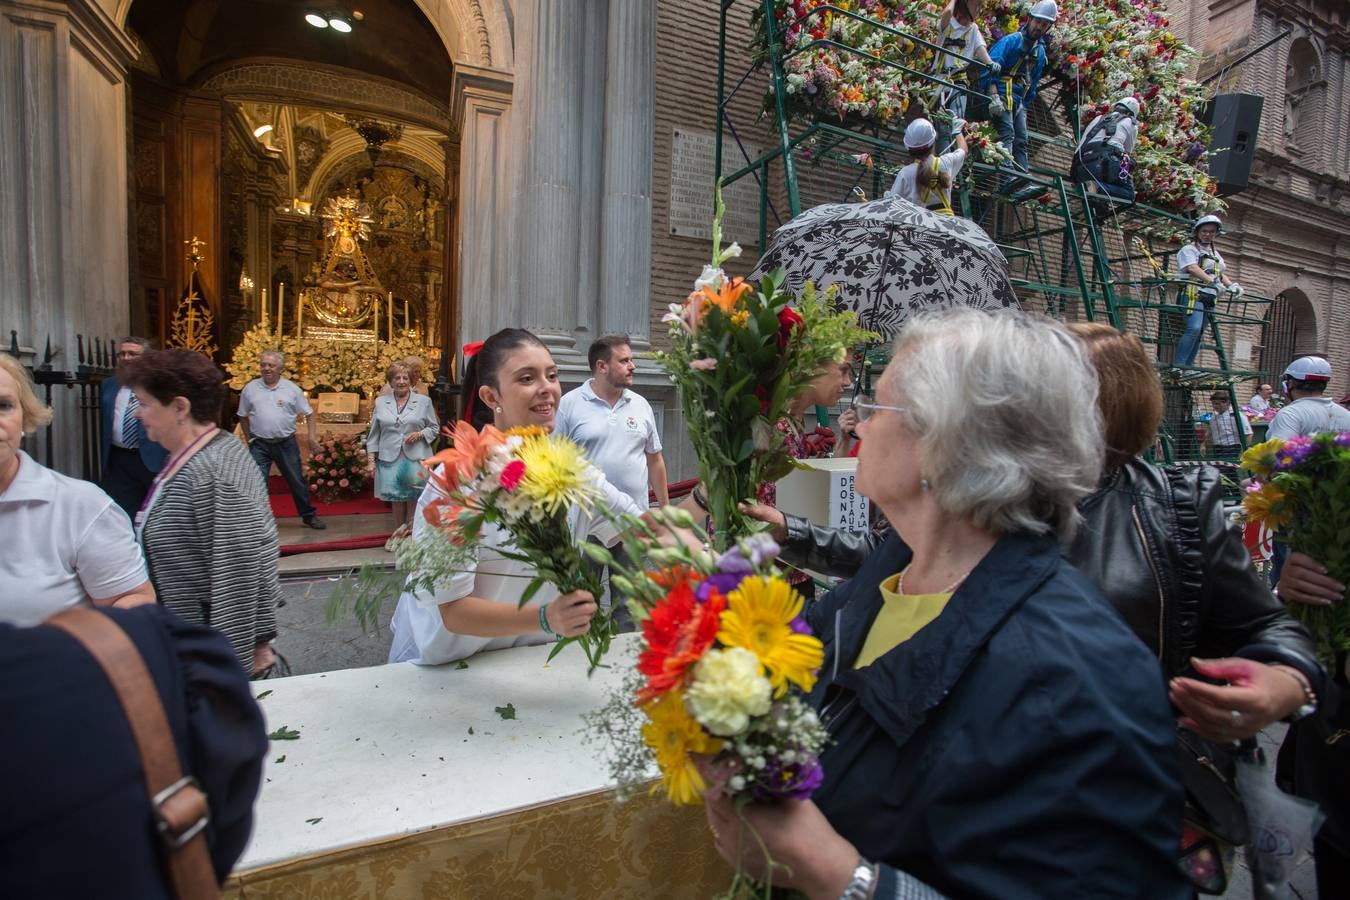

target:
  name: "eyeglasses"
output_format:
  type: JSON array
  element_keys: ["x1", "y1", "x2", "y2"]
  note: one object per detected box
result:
[
  {"x1": 116, "y1": 351, "x2": 141, "y2": 359},
  {"x1": 851, "y1": 395, "x2": 907, "y2": 423}
]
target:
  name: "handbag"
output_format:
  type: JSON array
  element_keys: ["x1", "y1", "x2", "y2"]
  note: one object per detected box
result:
[{"x1": 48, "y1": 608, "x2": 220, "y2": 900}]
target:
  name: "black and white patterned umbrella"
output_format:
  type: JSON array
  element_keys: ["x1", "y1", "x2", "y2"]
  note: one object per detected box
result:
[{"x1": 748, "y1": 197, "x2": 1018, "y2": 338}]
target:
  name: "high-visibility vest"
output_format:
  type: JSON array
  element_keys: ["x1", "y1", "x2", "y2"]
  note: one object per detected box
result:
[
  {"x1": 918, "y1": 157, "x2": 955, "y2": 216},
  {"x1": 1180, "y1": 245, "x2": 1225, "y2": 313}
]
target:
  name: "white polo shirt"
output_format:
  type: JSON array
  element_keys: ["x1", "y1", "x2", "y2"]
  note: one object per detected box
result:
[
  {"x1": 0, "y1": 451, "x2": 149, "y2": 626},
  {"x1": 237, "y1": 377, "x2": 313, "y2": 439},
  {"x1": 1267, "y1": 397, "x2": 1350, "y2": 440},
  {"x1": 555, "y1": 380, "x2": 662, "y2": 509}
]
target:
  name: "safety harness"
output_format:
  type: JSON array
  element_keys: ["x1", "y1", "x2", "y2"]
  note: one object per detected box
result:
[
  {"x1": 1073, "y1": 112, "x2": 1126, "y2": 183},
  {"x1": 917, "y1": 156, "x2": 955, "y2": 216},
  {"x1": 1180, "y1": 243, "x2": 1225, "y2": 314},
  {"x1": 998, "y1": 33, "x2": 1038, "y2": 110}
]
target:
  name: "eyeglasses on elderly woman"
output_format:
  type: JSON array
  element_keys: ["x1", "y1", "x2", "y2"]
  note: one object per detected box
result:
[{"x1": 851, "y1": 395, "x2": 906, "y2": 423}]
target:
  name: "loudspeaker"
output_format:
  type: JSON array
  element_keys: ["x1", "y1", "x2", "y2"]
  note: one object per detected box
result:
[{"x1": 1202, "y1": 93, "x2": 1263, "y2": 197}]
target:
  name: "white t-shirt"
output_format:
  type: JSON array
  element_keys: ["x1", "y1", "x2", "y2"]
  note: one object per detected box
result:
[
  {"x1": 1076, "y1": 112, "x2": 1138, "y2": 155},
  {"x1": 1248, "y1": 394, "x2": 1271, "y2": 414},
  {"x1": 554, "y1": 381, "x2": 663, "y2": 510},
  {"x1": 237, "y1": 377, "x2": 313, "y2": 439},
  {"x1": 934, "y1": 20, "x2": 987, "y2": 74},
  {"x1": 1175, "y1": 243, "x2": 1226, "y2": 293},
  {"x1": 0, "y1": 451, "x2": 149, "y2": 626},
  {"x1": 1267, "y1": 397, "x2": 1350, "y2": 440},
  {"x1": 387, "y1": 466, "x2": 642, "y2": 666},
  {"x1": 888, "y1": 148, "x2": 967, "y2": 213}
]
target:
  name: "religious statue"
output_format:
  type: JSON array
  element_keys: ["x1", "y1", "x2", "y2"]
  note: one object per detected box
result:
[{"x1": 304, "y1": 195, "x2": 385, "y2": 331}]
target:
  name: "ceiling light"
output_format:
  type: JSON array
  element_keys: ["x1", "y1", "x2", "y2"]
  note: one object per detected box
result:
[
  {"x1": 304, "y1": 12, "x2": 328, "y2": 28},
  {"x1": 328, "y1": 15, "x2": 352, "y2": 32},
  {"x1": 253, "y1": 124, "x2": 274, "y2": 138}
]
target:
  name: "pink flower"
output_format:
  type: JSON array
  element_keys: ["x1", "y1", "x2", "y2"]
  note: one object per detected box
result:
[
  {"x1": 499, "y1": 459, "x2": 526, "y2": 491},
  {"x1": 690, "y1": 358, "x2": 718, "y2": 371},
  {"x1": 339, "y1": 478, "x2": 350, "y2": 488},
  {"x1": 309, "y1": 483, "x2": 318, "y2": 491},
  {"x1": 327, "y1": 479, "x2": 336, "y2": 486}
]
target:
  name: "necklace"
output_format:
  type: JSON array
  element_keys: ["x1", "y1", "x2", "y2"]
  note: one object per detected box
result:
[
  {"x1": 895, "y1": 563, "x2": 973, "y2": 596},
  {"x1": 394, "y1": 394, "x2": 410, "y2": 426}
]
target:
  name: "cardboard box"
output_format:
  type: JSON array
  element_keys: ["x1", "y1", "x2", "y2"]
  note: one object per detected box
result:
[{"x1": 774, "y1": 457, "x2": 871, "y2": 533}]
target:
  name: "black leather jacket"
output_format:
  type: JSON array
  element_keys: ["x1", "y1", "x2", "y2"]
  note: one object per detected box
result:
[{"x1": 783, "y1": 458, "x2": 1326, "y2": 695}]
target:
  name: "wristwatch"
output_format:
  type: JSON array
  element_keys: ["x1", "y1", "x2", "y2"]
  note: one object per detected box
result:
[{"x1": 839, "y1": 858, "x2": 877, "y2": 900}]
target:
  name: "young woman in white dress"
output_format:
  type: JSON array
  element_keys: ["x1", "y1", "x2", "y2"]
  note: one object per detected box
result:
[{"x1": 387, "y1": 329, "x2": 643, "y2": 665}]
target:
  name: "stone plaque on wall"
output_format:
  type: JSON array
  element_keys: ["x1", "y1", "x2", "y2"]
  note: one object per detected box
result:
[{"x1": 669, "y1": 128, "x2": 764, "y2": 248}]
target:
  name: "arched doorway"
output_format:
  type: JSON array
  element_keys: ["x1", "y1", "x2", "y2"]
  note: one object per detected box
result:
[{"x1": 1259, "y1": 288, "x2": 1318, "y2": 381}]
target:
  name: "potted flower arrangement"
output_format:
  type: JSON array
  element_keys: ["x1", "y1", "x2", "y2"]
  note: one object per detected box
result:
[{"x1": 305, "y1": 432, "x2": 370, "y2": 504}]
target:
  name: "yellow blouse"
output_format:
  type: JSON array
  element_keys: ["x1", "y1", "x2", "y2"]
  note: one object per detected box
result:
[{"x1": 853, "y1": 572, "x2": 953, "y2": 668}]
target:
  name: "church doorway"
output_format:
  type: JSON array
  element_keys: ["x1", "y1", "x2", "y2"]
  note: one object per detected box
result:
[{"x1": 123, "y1": 0, "x2": 458, "y2": 381}]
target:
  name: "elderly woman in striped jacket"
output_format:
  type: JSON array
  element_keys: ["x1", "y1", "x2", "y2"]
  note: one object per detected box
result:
[{"x1": 121, "y1": 349, "x2": 282, "y2": 676}]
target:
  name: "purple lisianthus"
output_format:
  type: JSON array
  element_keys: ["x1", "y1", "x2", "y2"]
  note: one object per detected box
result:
[
  {"x1": 1274, "y1": 436, "x2": 1316, "y2": 471},
  {"x1": 789, "y1": 616, "x2": 812, "y2": 635},
  {"x1": 751, "y1": 757, "x2": 825, "y2": 801},
  {"x1": 714, "y1": 547, "x2": 755, "y2": 574},
  {"x1": 1331, "y1": 432, "x2": 1350, "y2": 448},
  {"x1": 697, "y1": 572, "x2": 747, "y2": 602}
]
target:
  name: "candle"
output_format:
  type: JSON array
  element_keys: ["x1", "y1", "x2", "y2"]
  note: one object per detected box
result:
[
  {"x1": 404, "y1": 300, "x2": 410, "y2": 332},
  {"x1": 296, "y1": 292, "x2": 304, "y2": 338},
  {"x1": 387, "y1": 291, "x2": 394, "y2": 338},
  {"x1": 373, "y1": 295, "x2": 380, "y2": 343},
  {"x1": 277, "y1": 283, "x2": 286, "y2": 336},
  {"x1": 261, "y1": 288, "x2": 269, "y2": 327}
]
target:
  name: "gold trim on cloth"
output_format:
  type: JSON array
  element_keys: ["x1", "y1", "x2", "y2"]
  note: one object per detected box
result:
[{"x1": 223, "y1": 786, "x2": 730, "y2": 899}]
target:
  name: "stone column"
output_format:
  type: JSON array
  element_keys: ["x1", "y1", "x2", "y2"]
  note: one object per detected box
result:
[
  {"x1": 451, "y1": 64, "x2": 512, "y2": 354},
  {"x1": 513, "y1": 0, "x2": 585, "y2": 353},
  {"x1": 597, "y1": 0, "x2": 656, "y2": 350},
  {"x1": 0, "y1": 0, "x2": 134, "y2": 473}
]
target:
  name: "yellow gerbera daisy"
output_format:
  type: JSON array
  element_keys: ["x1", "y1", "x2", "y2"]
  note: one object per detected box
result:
[
  {"x1": 641, "y1": 691, "x2": 722, "y2": 806},
  {"x1": 719, "y1": 576, "x2": 824, "y2": 696},
  {"x1": 1240, "y1": 438, "x2": 1284, "y2": 478},
  {"x1": 512, "y1": 433, "x2": 601, "y2": 517},
  {"x1": 1241, "y1": 483, "x2": 1293, "y2": 530}
]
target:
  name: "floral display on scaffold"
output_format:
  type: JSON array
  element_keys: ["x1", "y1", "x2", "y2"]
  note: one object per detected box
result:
[
  {"x1": 582, "y1": 531, "x2": 829, "y2": 898},
  {"x1": 305, "y1": 433, "x2": 370, "y2": 504},
  {"x1": 753, "y1": 0, "x2": 1221, "y2": 211},
  {"x1": 389, "y1": 421, "x2": 616, "y2": 671},
  {"x1": 1240, "y1": 433, "x2": 1350, "y2": 666},
  {"x1": 656, "y1": 187, "x2": 875, "y2": 552}
]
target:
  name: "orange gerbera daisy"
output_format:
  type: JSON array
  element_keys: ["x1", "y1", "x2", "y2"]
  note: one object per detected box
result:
[{"x1": 636, "y1": 582, "x2": 727, "y2": 705}]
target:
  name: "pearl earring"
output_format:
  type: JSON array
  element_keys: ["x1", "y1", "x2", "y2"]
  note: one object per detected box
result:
[
  {"x1": 919, "y1": 478, "x2": 931, "y2": 492},
  {"x1": 494, "y1": 405, "x2": 503, "y2": 414}
]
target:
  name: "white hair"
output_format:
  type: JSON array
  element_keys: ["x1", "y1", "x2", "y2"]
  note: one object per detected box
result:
[
  {"x1": 886, "y1": 309, "x2": 1104, "y2": 539},
  {"x1": 260, "y1": 350, "x2": 285, "y2": 366}
]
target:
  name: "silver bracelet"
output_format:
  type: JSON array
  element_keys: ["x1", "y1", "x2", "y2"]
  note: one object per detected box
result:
[{"x1": 839, "y1": 857, "x2": 877, "y2": 900}]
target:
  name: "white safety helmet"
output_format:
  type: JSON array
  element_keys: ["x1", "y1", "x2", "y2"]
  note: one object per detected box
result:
[
  {"x1": 903, "y1": 118, "x2": 938, "y2": 150},
  {"x1": 1192, "y1": 214, "x2": 1223, "y2": 235},
  {"x1": 1029, "y1": 0, "x2": 1059, "y2": 22},
  {"x1": 1114, "y1": 96, "x2": 1140, "y2": 118}
]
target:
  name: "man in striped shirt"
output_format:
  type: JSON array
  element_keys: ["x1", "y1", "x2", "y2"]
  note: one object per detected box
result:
[{"x1": 1204, "y1": 391, "x2": 1251, "y2": 460}]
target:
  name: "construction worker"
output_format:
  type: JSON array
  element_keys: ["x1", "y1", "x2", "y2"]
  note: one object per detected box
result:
[
  {"x1": 1071, "y1": 96, "x2": 1141, "y2": 203},
  {"x1": 1173, "y1": 214, "x2": 1243, "y2": 367},
  {"x1": 888, "y1": 118, "x2": 969, "y2": 216},
  {"x1": 931, "y1": 0, "x2": 997, "y2": 148},
  {"x1": 982, "y1": 0, "x2": 1057, "y2": 191}
]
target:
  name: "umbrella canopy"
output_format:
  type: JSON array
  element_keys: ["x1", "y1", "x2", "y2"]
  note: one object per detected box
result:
[{"x1": 748, "y1": 197, "x2": 1019, "y2": 338}]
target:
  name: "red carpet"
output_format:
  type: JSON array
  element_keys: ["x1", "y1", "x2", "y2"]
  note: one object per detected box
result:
[
  {"x1": 267, "y1": 475, "x2": 390, "y2": 518},
  {"x1": 279, "y1": 534, "x2": 392, "y2": 557}
]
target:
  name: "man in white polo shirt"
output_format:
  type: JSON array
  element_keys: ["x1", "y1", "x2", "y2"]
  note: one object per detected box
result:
[
  {"x1": 556, "y1": 335, "x2": 668, "y2": 510},
  {"x1": 237, "y1": 350, "x2": 325, "y2": 529}
]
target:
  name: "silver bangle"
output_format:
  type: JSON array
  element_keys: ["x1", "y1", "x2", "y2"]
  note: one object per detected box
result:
[{"x1": 839, "y1": 857, "x2": 877, "y2": 900}]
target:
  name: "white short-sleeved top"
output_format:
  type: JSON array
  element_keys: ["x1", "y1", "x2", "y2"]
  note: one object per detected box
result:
[
  {"x1": 934, "y1": 20, "x2": 987, "y2": 74},
  {"x1": 555, "y1": 381, "x2": 663, "y2": 510},
  {"x1": 236, "y1": 377, "x2": 313, "y2": 439},
  {"x1": 387, "y1": 465, "x2": 642, "y2": 666},
  {"x1": 0, "y1": 451, "x2": 149, "y2": 626},
  {"x1": 1175, "y1": 243, "x2": 1226, "y2": 288},
  {"x1": 888, "y1": 148, "x2": 967, "y2": 212},
  {"x1": 1267, "y1": 397, "x2": 1350, "y2": 440}
]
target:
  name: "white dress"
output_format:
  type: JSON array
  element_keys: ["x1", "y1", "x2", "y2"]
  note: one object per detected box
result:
[{"x1": 387, "y1": 468, "x2": 642, "y2": 665}]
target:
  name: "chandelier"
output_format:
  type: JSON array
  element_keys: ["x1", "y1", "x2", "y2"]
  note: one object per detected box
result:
[{"x1": 342, "y1": 115, "x2": 403, "y2": 168}]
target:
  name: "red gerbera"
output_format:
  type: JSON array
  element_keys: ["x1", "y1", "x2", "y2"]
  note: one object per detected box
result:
[{"x1": 636, "y1": 583, "x2": 726, "y2": 705}]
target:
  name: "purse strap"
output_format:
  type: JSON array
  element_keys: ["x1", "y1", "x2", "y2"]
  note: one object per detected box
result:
[{"x1": 48, "y1": 608, "x2": 219, "y2": 900}]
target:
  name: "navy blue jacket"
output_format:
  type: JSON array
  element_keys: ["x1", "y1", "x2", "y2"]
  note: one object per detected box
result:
[
  {"x1": 0, "y1": 605, "x2": 266, "y2": 898},
  {"x1": 100, "y1": 375, "x2": 168, "y2": 473},
  {"x1": 806, "y1": 530, "x2": 1190, "y2": 899}
]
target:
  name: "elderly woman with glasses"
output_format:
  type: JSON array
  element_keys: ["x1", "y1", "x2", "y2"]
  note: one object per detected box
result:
[{"x1": 704, "y1": 309, "x2": 1189, "y2": 899}]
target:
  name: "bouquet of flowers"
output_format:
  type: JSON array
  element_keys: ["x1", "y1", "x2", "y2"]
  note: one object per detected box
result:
[
  {"x1": 657, "y1": 188, "x2": 874, "y2": 550},
  {"x1": 393, "y1": 420, "x2": 616, "y2": 670},
  {"x1": 1241, "y1": 433, "x2": 1350, "y2": 665},
  {"x1": 305, "y1": 433, "x2": 370, "y2": 503},
  {"x1": 583, "y1": 532, "x2": 829, "y2": 898}
]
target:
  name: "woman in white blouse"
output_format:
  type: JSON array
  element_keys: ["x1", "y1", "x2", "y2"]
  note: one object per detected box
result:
[
  {"x1": 365, "y1": 362, "x2": 439, "y2": 537},
  {"x1": 0, "y1": 355, "x2": 154, "y2": 625}
]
